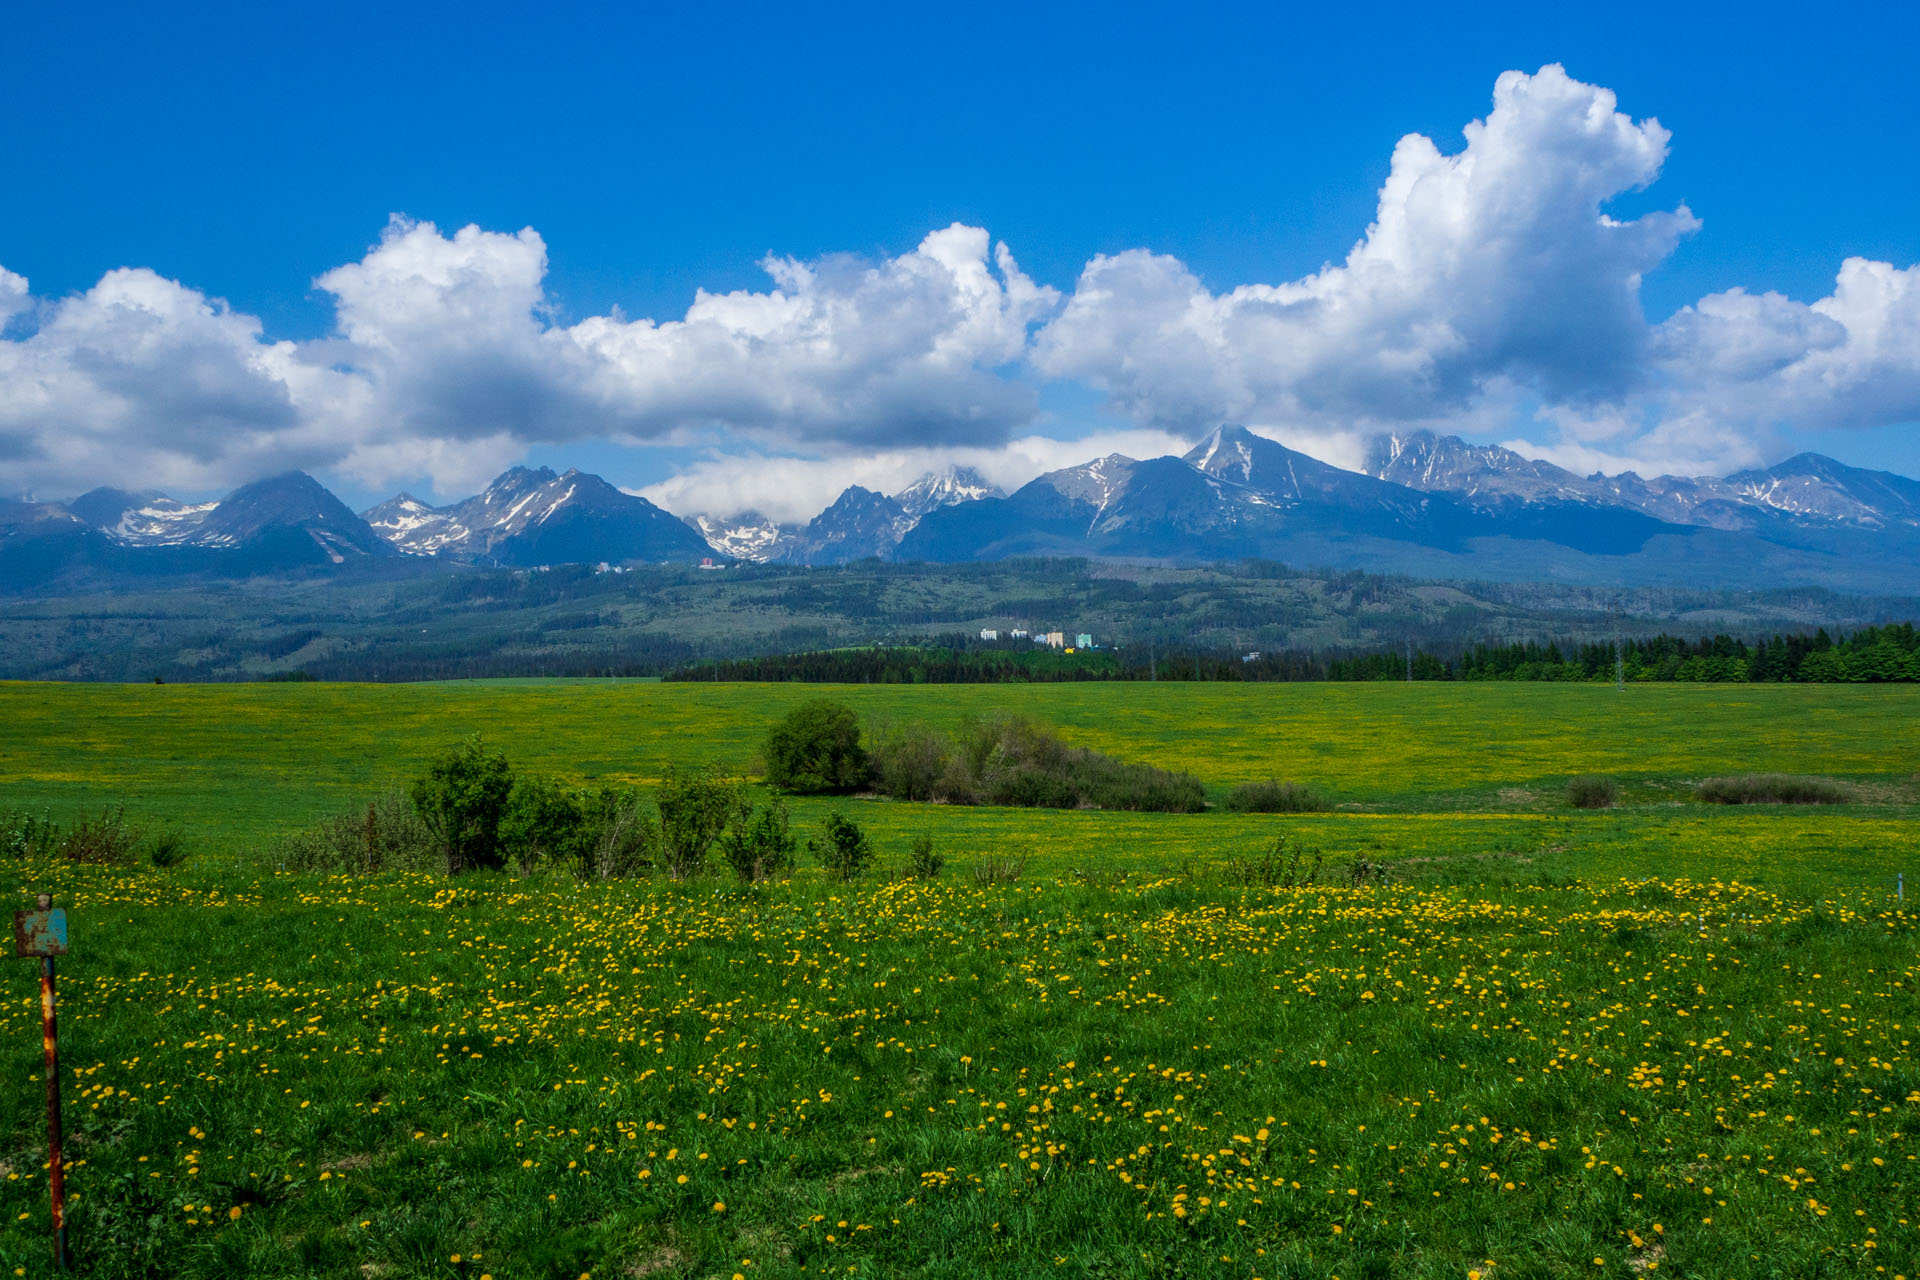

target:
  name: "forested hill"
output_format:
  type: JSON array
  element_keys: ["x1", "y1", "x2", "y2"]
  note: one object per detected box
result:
[{"x1": 3, "y1": 557, "x2": 1915, "y2": 683}]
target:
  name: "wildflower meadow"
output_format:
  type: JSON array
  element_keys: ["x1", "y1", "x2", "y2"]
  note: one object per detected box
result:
[{"x1": 0, "y1": 680, "x2": 1915, "y2": 1278}]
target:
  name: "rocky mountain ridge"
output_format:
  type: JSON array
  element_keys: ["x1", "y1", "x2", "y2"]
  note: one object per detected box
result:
[{"x1": 6, "y1": 431, "x2": 1919, "y2": 593}]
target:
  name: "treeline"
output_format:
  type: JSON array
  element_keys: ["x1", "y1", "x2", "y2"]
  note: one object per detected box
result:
[
  {"x1": 665, "y1": 623, "x2": 1920, "y2": 684},
  {"x1": 1453, "y1": 624, "x2": 1920, "y2": 683},
  {"x1": 669, "y1": 646, "x2": 1121, "y2": 684}
]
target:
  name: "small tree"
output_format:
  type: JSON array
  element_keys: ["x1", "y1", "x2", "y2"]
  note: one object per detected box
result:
[
  {"x1": 720, "y1": 800, "x2": 798, "y2": 883},
  {"x1": 907, "y1": 832, "x2": 944, "y2": 879},
  {"x1": 500, "y1": 774, "x2": 584, "y2": 875},
  {"x1": 810, "y1": 810, "x2": 875, "y2": 882},
  {"x1": 410, "y1": 736, "x2": 514, "y2": 875},
  {"x1": 764, "y1": 700, "x2": 870, "y2": 794},
  {"x1": 656, "y1": 764, "x2": 746, "y2": 879}
]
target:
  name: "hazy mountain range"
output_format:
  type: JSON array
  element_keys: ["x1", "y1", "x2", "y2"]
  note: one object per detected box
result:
[{"x1": 6, "y1": 428, "x2": 1920, "y2": 593}]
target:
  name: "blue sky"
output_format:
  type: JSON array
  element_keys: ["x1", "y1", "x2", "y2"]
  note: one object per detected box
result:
[{"x1": 3, "y1": 0, "x2": 1917, "y2": 516}]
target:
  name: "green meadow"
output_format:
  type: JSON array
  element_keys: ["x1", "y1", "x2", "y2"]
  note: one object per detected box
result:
[{"x1": 1, "y1": 680, "x2": 1916, "y2": 1278}]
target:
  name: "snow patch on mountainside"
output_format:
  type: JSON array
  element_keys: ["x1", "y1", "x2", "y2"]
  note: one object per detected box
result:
[
  {"x1": 111, "y1": 499, "x2": 220, "y2": 546},
  {"x1": 686, "y1": 512, "x2": 788, "y2": 561}
]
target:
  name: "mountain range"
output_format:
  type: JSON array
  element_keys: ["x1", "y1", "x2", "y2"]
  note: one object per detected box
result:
[{"x1": 6, "y1": 429, "x2": 1919, "y2": 593}]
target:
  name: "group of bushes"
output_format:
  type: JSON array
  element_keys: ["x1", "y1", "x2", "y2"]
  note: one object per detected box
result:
[
  {"x1": 765, "y1": 699, "x2": 1207, "y2": 813},
  {"x1": 866, "y1": 715, "x2": 1207, "y2": 812},
  {"x1": 1694, "y1": 773, "x2": 1857, "y2": 805},
  {"x1": 2, "y1": 803, "x2": 188, "y2": 867},
  {"x1": 1562, "y1": 772, "x2": 1859, "y2": 809},
  {"x1": 279, "y1": 735, "x2": 917, "y2": 883}
]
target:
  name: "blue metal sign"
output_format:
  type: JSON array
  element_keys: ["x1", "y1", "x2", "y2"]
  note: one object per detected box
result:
[{"x1": 12, "y1": 907, "x2": 67, "y2": 958}]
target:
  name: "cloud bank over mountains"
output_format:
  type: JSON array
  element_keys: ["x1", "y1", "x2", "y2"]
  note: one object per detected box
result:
[{"x1": 2, "y1": 65, "x2": 1915, "y2": 515}]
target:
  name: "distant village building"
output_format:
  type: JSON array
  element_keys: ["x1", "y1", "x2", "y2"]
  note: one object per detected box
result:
[
  {"x1": 980, "y1": 628, "x2": 1000, "y2": 641},
  {"x1": 1010, "y1": 629, "x2": 1029, "y2": 639},
  {"x1": 1242, "y1": 651, "x2": 1262, "y2": 663},
  {"x1": 1044, "y1": 631, "x2": 1066, "y2": 648},
  {"x1": 1076, "y1": 633, "x2": 1093, "y2": 649}
]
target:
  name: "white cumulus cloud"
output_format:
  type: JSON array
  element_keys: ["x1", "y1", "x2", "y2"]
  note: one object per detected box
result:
[
  {"x1": 1033, "y1": 63, "x2": 1920, "y2": 478},
  {"x1": 0, "y1": 220, "x2": 1058, "y2": 499},
  {"x1": 4, "y1": 63, "x2": 1918, "y2": 509},
  {"x1": 0, "y1": 265, "x2": 364, "y2": 493},
  {"x1": 1034, "y1": 64, "x2": 1700, "y2": 437},
  {"x1": 637, "y1": 427, "x2": 1195, "y2": 525}
]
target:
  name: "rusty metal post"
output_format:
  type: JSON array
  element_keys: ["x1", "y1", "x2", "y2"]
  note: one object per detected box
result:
[
  {"x1": 41, "y1": 955, "x2": 69, "y2": 1269},
  {"x1": 15, "y1": 892, "x2": 71, "y2": 1270}
]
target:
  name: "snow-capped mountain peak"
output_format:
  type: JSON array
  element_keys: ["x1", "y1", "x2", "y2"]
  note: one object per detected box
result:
[
  {"x1": 361, "y1": 466, "x2": 710, "y2": 564},
  {"x1": 893, "y1": 465, "x2": 1003, "y2": 519}
]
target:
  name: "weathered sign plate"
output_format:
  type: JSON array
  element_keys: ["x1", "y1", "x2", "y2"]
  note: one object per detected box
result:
[{"x1": 12, "y1": 908, "x2": 67, "y2": 958}]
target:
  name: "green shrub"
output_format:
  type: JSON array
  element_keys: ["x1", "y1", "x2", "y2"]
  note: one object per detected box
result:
[
  {"x1": 1696, "y1": 774, "x2": 1857, "y2": 805},
  {"x1": 907, "y1": 833, "x2": 944, "y2": 880},
  {"x1": 577, "y1": 786, "x2": 657, "y2": 879},
  {"x1": 2, "y1": 807, "x2": 61, "y2": 860},
  {"x1": 721, "y1": 800, "x2": 798, "y2": 883},
  {"x1": 278, "y1": 790, "x2": 436, "y2": 874},
  {"x1": 870, "y1": 725, "x2": 951, "y2": 801},
  {"x1": 764, "y1": 700, "x2": 870, "y2": 794},
  {"x1": 1, "y1": 804, "x2": 145, "y2": 865},
  {"x1": 1566, "y1": 775, "x2": 1620, "y2": 809},
  {"x1": 1222, "y1": 779, "x2": 1329, "y2": 813},
  {"x1": 810, "y1": 811, "x2": 875, "y2": 882},
  {"x1": 410, "y1": 736, "x2": 515, "y2": 874},
  {"x1": 59, "y1": 805, "x2": 144, "y2": 865},
  {"x1": 657, "y1": 764, "x2": 747, "y2": 879}
]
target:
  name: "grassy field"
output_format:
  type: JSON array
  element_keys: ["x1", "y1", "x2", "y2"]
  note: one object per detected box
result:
[{"x1": 1, "y1": 680, "x2": 1916, "y2": 1277}]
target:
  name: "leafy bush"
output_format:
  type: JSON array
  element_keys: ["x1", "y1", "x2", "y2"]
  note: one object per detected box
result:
[
  {"x1": 2, "y1": 807, "x2": 61, "y2": 860},
  {"x1": 869, "y1": 715, "x2": 1205, "y2": 813},
  {"x1": 870, "y1": 725, "x2": 951, "y2": 801},
  {"x1": 1223, "y1": 780, "x2": 1329, "y2": 813},
  {"x1": 657, "y1": 764, "x2": 747, "y2": 879},
  {"x1": 278, "y1": 790, "x2": 437, "y2": 874},
  {"x1": 1566, "y1": 775, "x2": 1620, "y2": 809},
  {"x1": 577, "y1": 786, "x2": 657, "y2": 879},
  {"x1": 1696, "y1": 774, "x2": 1857, "y2": 805},
  {"x1": 721, "y1": 800, "x2": 798, "y2": 883},
  {"x1": 764, "y1": 700, "x2": 870, "y2": 794},
  {"x1": 410, "y1": 736, "x2": 515, "y2": 874},
  {"x1": 907, "y1": 833, "x2": 944, "y2": 880},
  {"x1": 1, "y1": 804, "x2": 144, "y2": 865},
  {"x1": 59, "y1": 805, "x2": 145, "y2": 865},
  {"x1": 500, "y1": 774, "x2": 585, "y2": 875},
  {"x1": 810, "y1": 811, "x2": 875, "y2": 882}
]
